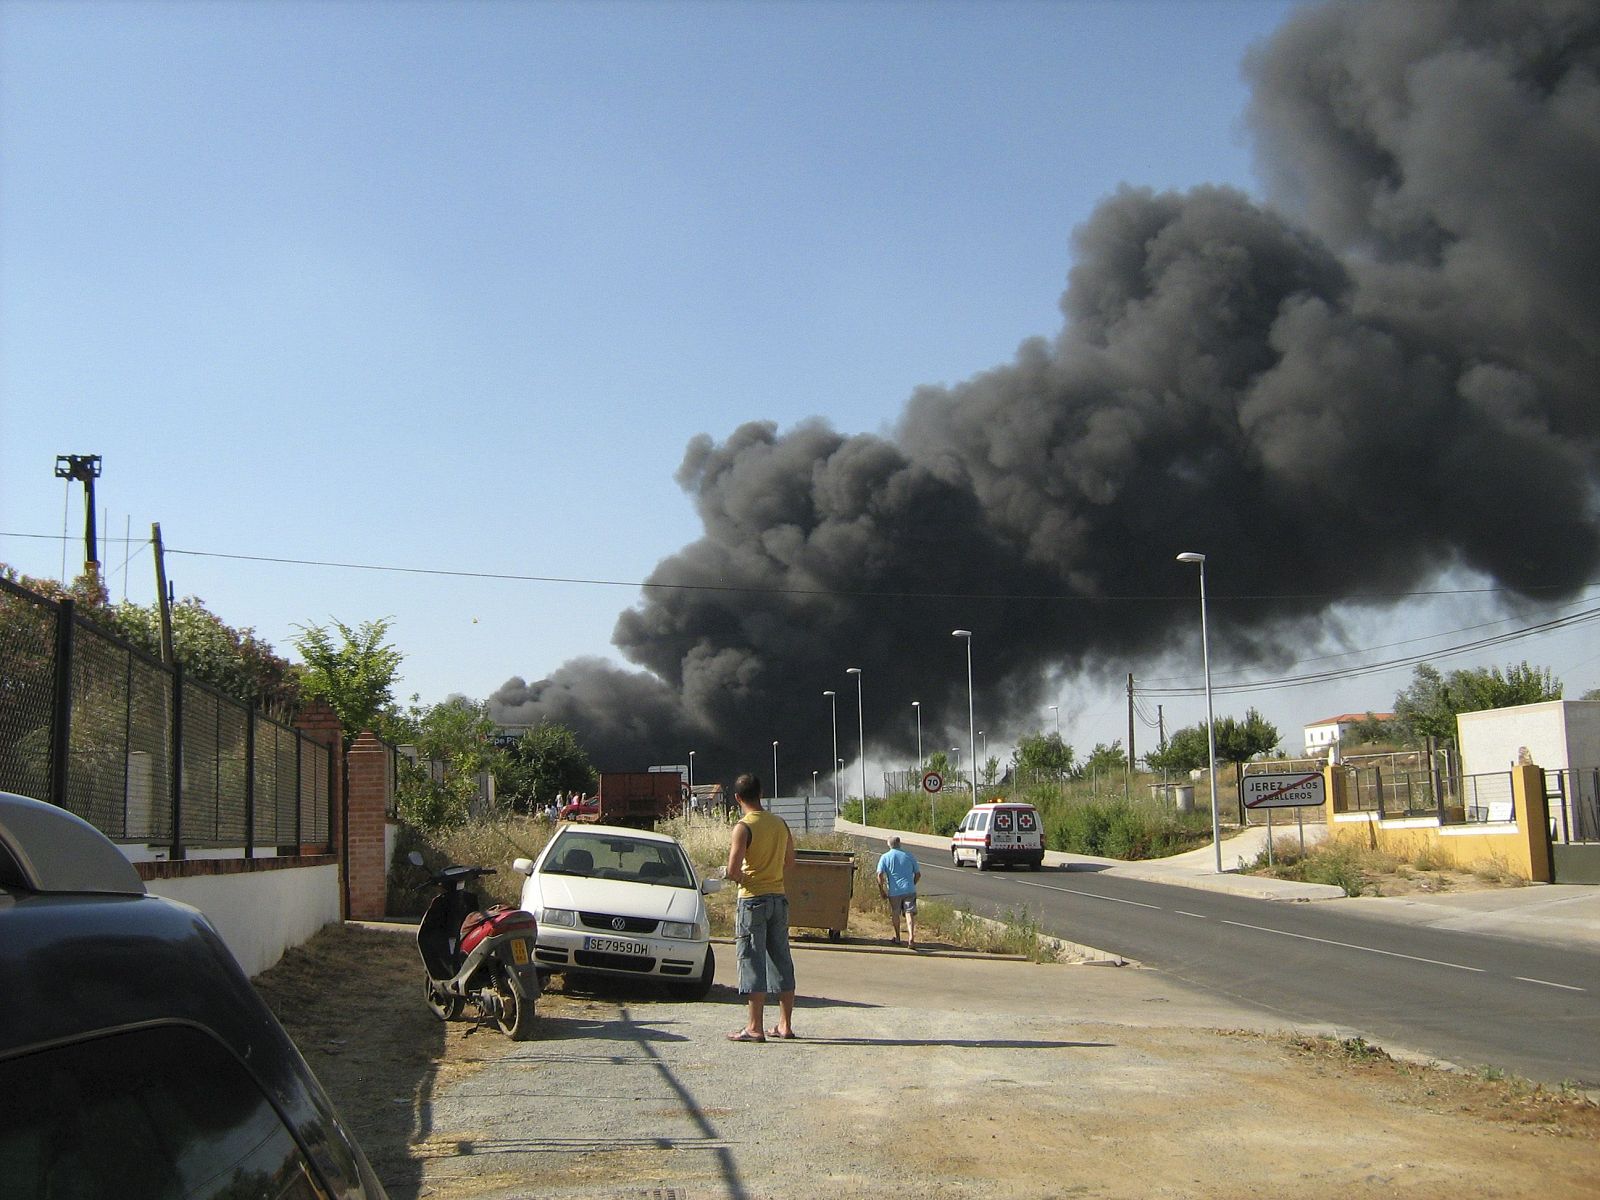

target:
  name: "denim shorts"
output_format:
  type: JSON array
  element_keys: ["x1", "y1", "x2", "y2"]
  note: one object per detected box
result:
[{"x1": 734, "y1": 893, "x2": 796, "y2": 995}]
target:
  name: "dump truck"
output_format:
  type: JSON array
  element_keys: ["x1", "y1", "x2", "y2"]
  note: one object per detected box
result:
[{"x1": 586, "y1": 771, "x2": 687, "y2": 828}]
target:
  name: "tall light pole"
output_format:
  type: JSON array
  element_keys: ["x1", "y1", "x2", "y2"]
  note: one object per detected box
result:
[
  {"x1": 824, "y1": 691, "x2": 839, "y2": 815},
  {"x1": 952, "y1": 630, "x2": 976, "y2": 798},
  {"x1": 846, "y1": 667, "x2": 866, "y2": 823},
  {"x1": 812, "y1": 770, "x2": 818, "y2": 800},
  {"x1": 772, "y1": 740, "x2": 780, "y2": 798},
  {"x1": 1049, "y1": 705, "x2": 1059, "y2": 739},
  {"x1": 688, "y1": 750, "x2": 695, "y2": 807},
  {"x1": 911, "y1": 701, "x2": 922, "y2": 776},
  {"x1": 1177, "y1": 551, "x2": 1223, "y2": 874}
]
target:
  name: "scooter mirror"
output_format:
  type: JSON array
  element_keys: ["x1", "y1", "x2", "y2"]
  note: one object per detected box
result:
[
  {"x1": 511, "y1": 857, "x2": 535, "y2": 876},
  {"x1": 407, "y1": 850, "x2": 424, "y2": 867}
]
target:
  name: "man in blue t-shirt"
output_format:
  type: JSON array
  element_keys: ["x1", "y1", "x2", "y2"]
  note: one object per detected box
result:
[{"x1": 875, "y1": 836, "x2": 923, "y2": 949}]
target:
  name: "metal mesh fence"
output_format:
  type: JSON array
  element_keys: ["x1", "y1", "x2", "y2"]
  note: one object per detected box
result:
[
  {"x1": 0, "y1": 578, "x2": 57, "y2": 802},
  {"x1": 0, "y1": 576, "x2": 337, "y2": 855},
  {"x1": 127, "y1": 654, "x2": 173, "y2": 842},
  {"x1": 67, "y1": 618, "x2": 130, "y2": 836}
]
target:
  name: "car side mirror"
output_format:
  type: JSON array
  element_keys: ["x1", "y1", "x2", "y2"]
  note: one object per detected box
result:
[
  {"x1": 700, "y1": 876, "x2": 723, "y2": 895},
  {"x1": 511, "y1": 857, "x2": 535, "y2": 877},
  {"x1": 407, "y1": 850, "x2": 424, "y2": 867}
]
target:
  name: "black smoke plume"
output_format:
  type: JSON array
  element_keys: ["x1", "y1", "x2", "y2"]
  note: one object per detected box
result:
[{"x1": 492, "y1": 0, "x2": 1600, "y2": 786}]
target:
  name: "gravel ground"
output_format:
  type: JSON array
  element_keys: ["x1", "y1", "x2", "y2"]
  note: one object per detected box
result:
[{"x1": 257, "y1": 925, "x2": 1600, "y2": 1200}]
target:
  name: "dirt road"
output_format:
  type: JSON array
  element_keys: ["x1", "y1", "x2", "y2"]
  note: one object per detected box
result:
[{"x1": 256, "y1": 925, "x2": 1599, "y2": 1200}]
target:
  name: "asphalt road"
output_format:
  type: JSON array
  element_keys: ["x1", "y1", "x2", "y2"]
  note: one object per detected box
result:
[{"x1": 869, "y1": 838, "x2": 1600, "y2": 1088}]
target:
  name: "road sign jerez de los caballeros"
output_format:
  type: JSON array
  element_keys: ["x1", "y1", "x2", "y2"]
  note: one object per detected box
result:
[{"x1": 1240, "y1": 771, "x2": 1327, "y2": 809}]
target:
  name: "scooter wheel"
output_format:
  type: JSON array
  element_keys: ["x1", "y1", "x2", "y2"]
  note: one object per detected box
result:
[
  {"x1": 492, "y1": 963, "x2": 536, "y2": 1040},
  {"x1": 425, "y1": 973, "x2": 463, "y2": 1021}
]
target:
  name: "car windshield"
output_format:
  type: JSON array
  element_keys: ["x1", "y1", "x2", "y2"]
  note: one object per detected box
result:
[{"x1": 541, "y1": 832, "x2": 695, "y2": 888}]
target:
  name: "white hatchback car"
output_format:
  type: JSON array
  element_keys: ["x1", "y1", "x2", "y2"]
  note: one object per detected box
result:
[{"x1": 517, "y1": 823, "x2": 722, "y2": 999}]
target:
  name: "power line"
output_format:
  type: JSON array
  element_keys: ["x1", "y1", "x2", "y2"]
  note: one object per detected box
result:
[
  {"x1": 0, "y1": 531, "x2": 1584, "y2": 604},
  {"x1": 1138, "y1": 603, "x2": 1600, "y2": 699}
]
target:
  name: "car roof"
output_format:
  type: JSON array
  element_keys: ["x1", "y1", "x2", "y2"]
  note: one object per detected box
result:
[
  {"x1": 0, "y1": 791, "x2": 146, "y2": 895},
  {"x1": 551, "y1": 822, "x2": 682, "y2": 846},
  {"x1": 968, "y1": 800, "x2": 1035, "y2": 809}
]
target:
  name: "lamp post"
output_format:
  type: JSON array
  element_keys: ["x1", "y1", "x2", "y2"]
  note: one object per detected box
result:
[
  {"x1": 953, "y1": 630, "x2": 976, "y2": 798},
  {"x1": 688, "y1": 750, "x2": 695, "y2": 807},
  {"x1": 823, "y1": 691, "x2": 839, "y2": 816},
  {"x1": 1049, "y1": 705, "x2": 1059, "y2": 738},
  {"x1": 772, "y1": 740, "x2": 779, "y2": 798},
  {"x1": 1177, "y1": 551, "x2": 1223, "y2": 874},
  {"x1": 911, "y1": 700, "x2": 922, "y2": 781},
  {"x1": 846, "y1": 667, "x2": 866, "y2": 823},
  {"x1": 812, "y1": 770, "x2": 818, "y2": 799}
]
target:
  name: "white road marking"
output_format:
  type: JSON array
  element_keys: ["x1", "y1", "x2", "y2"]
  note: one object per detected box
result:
[
  {"x1": 1220, "y1": 919, "x2": 1484, "y2": 973},
  {"x1": 1514, "y1": 976, "x2": 1586, "y2": 992},
  {"x1": 1176, "y1": 910, "x2": 1207, "y2": 919},
  {"x1": 1009, "y1": 879, "x2": 1161, "y2": 910}
]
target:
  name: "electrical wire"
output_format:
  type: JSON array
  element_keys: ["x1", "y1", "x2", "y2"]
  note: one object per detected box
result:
[
  {"x1": 2, "y1": 530, "x2": 1594, "y2": 604},
  {"x1": 1138, "y1": 603, "x2": 1600, "y2": 699}
]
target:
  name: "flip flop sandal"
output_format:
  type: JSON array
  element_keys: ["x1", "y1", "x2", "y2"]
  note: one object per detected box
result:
[
  {"x1": 726, "y1": 1030, "x2": 766, "y2": 1043},
  {"x1": 766, "y1": 1028, "x2": 799, "y2": 1040}
]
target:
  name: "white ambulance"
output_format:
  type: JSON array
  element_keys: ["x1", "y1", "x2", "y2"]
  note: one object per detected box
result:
[{"x1": 950, "y1": 800, "x2": 1045, "y2": 871}]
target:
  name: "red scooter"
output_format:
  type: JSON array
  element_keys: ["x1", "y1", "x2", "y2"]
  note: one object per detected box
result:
[{"x1": 411, "y1": 853, "x2": 541, "y2": 1040}]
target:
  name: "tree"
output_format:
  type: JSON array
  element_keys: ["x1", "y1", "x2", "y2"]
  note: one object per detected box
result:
[
  {"x1": 291, "y1": 618, "x2": 403, "y2": 741},
  {"x1": 1343, "y1": 711, "x2": 1395, "y2": 747},
  {"x1": 926, "y1": 749, "x2": 954, "y2": 776},
  {"x1": 496, "y1": 722, "x2": 597, "y2": 812},
  {"x1": 1584, "y1": 688, "x2": 1600, "y2": 701},
  {"x1": 1011, "y1": 732, "x2": 1076, "y2": 777},
  {"x1": 110, "y1": 596, "x2": 300, "y2": 713},
  {"x1": 982, "y1": 755, "x2": 1000, "y2": 785},
  {"x1": 1213, "y1": 707, "x2": 1280, "y2": 822},
  {"x1": 1145, "y1": 726, "x2": 1210, "y2": 775},
  {"x1": 1393, "y1": 662, "x2": 1562, "y2": 747},
  {"x1": 1082, "y1": 741, "x2": 1128, "y2": 778}
]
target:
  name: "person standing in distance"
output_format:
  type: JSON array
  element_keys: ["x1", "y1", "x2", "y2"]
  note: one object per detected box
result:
[
  {"x1": 724, "y1": 773, "x2": 798, "y2": 1042},
  {"x1": 876, "y1": 836, "x2": 922, "y2": 949}
]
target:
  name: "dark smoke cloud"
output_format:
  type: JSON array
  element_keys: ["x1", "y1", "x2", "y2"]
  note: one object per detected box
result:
[{"x1": 493, "y1": 0, "x2": 1600, "y2": 785}]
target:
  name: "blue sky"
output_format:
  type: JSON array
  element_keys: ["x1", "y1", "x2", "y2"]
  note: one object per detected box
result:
[{"x1": 5, "y1": 0, "x2": 1596, "y2": 769}]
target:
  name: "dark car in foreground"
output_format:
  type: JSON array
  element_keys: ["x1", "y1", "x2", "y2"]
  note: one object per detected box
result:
[{"x1": 0, "y1": 791, "x2": 387, "y2": 1199}]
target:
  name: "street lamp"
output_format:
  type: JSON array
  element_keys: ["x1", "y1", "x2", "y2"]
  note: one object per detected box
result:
[
  {"x1": 812, "y1": 769, "x2": 818, "y2": 800},
  {"x1": 911, "y1": 701, "x2": 922, "y2": 775},
  {"x1": 953, "y1": 631, "x2": 976, "y2": 798},
  {"x1": 1177, "y1": 551, "x2": 1223, "y2": 874},
  {"x1": 846, "y1": 667, "x2": 866, "y2": 823},
  {"x1": 823, "y1": 691, "x2": 839, "y2": 816},
  {"x1": 772, "y1": 740, "x2": 779, "y2": 798},
  {"x1": 688, "y1": 750, "x2": 695, "y2": 806},
  {"x1": 1049, "y1": 705, "x2": 1059, "y2": 738}
]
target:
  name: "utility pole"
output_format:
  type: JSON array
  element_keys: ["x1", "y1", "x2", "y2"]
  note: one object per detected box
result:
[
  {"x1": 54, "y1": 454, "x2": 103, "y2": 582},
  {"x1": 152, "y1": 522, "x2": 175, "y2": 666},
  {"x1": 1126, "y1": 673, "x2": 1135, "y2": 801}
]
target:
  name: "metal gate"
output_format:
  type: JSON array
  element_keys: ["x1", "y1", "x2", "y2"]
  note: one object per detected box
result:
[{"x1": 1544, "y1": 768, "x2": 1600, "y2": 884}]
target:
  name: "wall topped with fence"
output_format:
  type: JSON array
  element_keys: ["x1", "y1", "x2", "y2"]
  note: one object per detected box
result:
[{"x1": 0, "y1": 576, "x2": 332, "y2": 857}]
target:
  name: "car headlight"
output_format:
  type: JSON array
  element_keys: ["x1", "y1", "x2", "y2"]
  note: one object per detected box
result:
[
  {"x1": 660, "y1": 920, "x2": 698, "y2": 940},
  {"x1": 541, "y1": 908, "x2": 577, "y2": 927}
]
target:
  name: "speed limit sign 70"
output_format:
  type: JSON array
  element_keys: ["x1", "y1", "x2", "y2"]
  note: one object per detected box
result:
[{"x1": 921, "y1": 771, "x2": 944, "y2": 794}]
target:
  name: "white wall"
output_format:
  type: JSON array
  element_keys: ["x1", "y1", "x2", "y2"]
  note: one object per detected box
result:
[
  {"x1": 1561, "y1": 701, "x2": 1600, "y2": 770},
  {"x1": 145, "y1": 864, "x2": 341, "y2": 977},
  {"x1": 1458, "y1": 701, "x2": 1571, "y2": 776}
]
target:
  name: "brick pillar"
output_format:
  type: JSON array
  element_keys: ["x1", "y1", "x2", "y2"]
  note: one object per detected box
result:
[
  {"x1": 295, "y1": 698, "x2": 347, "y2": 914},
  {"x1": 346, "y1": 731, "x2": 391, "y2": 920}
]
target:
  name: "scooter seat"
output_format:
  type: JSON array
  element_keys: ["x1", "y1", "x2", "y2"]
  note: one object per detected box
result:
[{"x1": 460, "y1": 905, "x2": 537, "y2": 954}]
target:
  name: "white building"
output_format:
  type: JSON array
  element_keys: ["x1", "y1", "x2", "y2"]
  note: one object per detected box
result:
[
  {"x1": 1302, "y1": 712, "x2": 1394, "y2": 757},
  {"x1": 1456, "y1": 700, "x2": 1600, "y2": 776}
]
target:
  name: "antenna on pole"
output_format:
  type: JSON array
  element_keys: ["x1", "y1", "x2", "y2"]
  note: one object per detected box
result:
[{"x1": 54, "y1": 454, "x2": 103, "y2": 581}]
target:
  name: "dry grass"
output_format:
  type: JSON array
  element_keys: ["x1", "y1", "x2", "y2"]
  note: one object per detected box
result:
[{"x1": 1282, "y1": 1034, "x2": 1600, "y2": 1137}]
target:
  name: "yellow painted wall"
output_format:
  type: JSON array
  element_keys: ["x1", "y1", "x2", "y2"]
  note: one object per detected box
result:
[{"x1": 1321, "y1": 764, "x2": 1551, "y2": 882}]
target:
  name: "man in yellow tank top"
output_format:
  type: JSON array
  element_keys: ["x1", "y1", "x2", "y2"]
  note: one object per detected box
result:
[{"x1": 724, "y1": 773, "x2": 797, "y2": 1042}]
